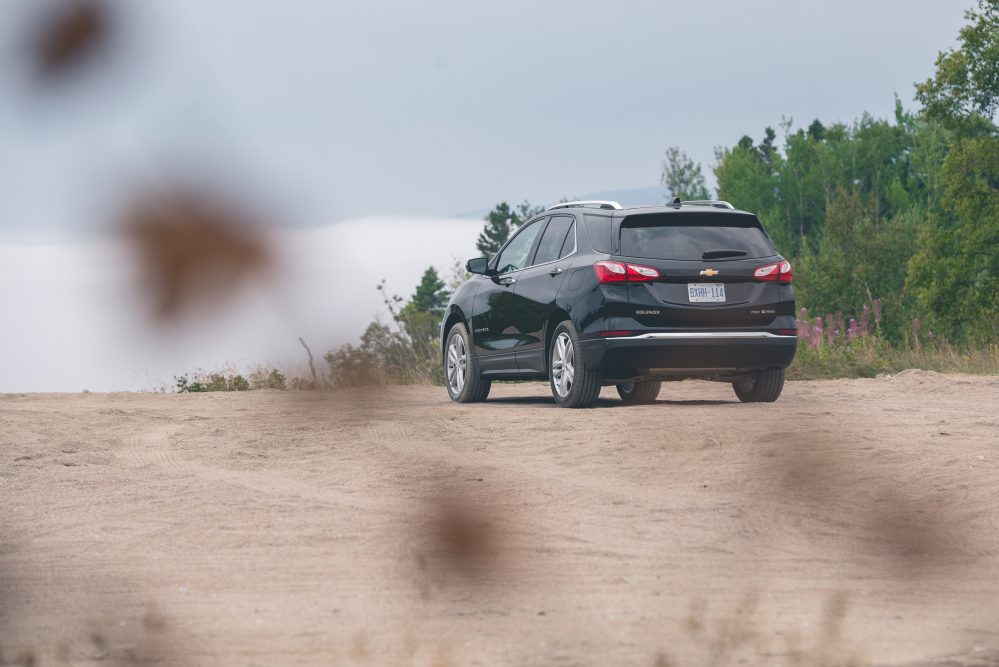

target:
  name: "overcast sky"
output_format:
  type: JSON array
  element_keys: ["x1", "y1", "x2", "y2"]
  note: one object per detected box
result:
[
  {"x1": 0, "y1": 0, "x2": 971, "y2": 229},
  {"x1": 0, "y1": 1, "x2": 974, "y2": 390}
]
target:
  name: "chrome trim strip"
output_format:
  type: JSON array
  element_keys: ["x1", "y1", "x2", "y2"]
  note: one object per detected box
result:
[{"x1": 616, "y1": 332, "x2": 796, "y2": 340}]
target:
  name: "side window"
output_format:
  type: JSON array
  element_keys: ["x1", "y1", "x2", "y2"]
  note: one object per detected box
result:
[
  {"x1": 495, "y1": 219, "x2": 544, "y2": 274},
  {"x1": 532, "y1": 216, "x2": 574, "y2": 266},
  {"x1": 584, "y1": 214, "x2": 611, "y2": 253},
  {"x1": 558, "y1": 221, "x2": 576, "y2": 258}
]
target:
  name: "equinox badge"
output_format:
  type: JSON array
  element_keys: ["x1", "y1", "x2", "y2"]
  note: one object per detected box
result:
[{"x1": 700, "y1": 268, "x2": 719, "y2": 277}]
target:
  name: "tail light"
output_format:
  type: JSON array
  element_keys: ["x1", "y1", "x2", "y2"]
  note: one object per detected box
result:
[
  {"x1": 594, "y1": 260, "x2": 661, "y2": 284},
  {"x1": 753, "y1": 260, "x2": 792, "y2": 284}
]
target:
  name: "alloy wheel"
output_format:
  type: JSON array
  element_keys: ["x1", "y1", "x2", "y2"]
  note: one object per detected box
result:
[
  {"x1": 552, "y1": 332, "x2": 575, "y2": 398},
  {"x1": 446, "y1": 334, "x2": 466, "y2": 395}
]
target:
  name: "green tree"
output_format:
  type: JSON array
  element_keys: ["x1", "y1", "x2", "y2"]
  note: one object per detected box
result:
[
  {"x1": 807, "y1": 119, "x2": 826, "y2": 142},
  {"x1": 714, "y1": 110, "x2": 952, "y2": 338},
  {"x1": 396, "y1": 267, "x2": 450, "y2": 348},
  {"x1": 407, "y1": 266, "x2": 449, "y2": 317},
  {"x1": 908, "y1": 136, "x2": 999, "y2": 342},
  {"x1": 715, "y1": 132, "x2": 784, "y2": 246},
  {"x1": 906, "y1": 2, "x2": 999, "y2": 342},
  {"x1": 915, "y1": 0, "x2": 999, "y2": 132},
  {"x1": 796, "y1": 187, "x2": 919, "y2": 340},
  {"x1": 476, "y1": 200, "x2": 543, "y2": 256},
  {"x1": 661, "y1": 146, "x2": 711, "y2": 200}
]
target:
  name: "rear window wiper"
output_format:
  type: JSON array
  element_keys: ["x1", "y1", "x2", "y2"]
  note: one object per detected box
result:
[{"x1": 701, "y1": 249, "x2": 748, "y2": 259}]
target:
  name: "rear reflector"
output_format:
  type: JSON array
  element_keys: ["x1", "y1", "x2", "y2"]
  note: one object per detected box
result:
[
  {"x1": 775, "y1": 328, "x2": 798, "y2": 336},
  {"x1": 600, "y1": 330, "x2": 634, "y2": 337},
  {"x1": 753, "y1": 260, "x2": 793, "y2": 283},
  {"x1": 594, "y1": 260, "x2": 661, "y2": 284}
]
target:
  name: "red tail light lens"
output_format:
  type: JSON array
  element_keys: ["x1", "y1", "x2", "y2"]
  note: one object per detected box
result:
[
  {"x1": 594, "y1": 261, "x2": 627, "y2": 283},
  {"x1": 753, "y1": 262, "x2": 779, "y2": 280},
  {"x1": 779, "y1": 260, "x2": 792, "y2": 283},
  {"x1": 627, "y1": 264, "x2": 660, "y2": 281},
  {"x1": 594, "y1": 261, "x2": 661, "y2": 284},
  {"x1": 753, "y1": 260, "x2": 792, "y2": 284}
]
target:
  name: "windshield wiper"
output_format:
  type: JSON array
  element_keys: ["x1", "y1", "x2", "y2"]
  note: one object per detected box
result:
[{"x1": 701, "y1": 249, "x2": 748, "y2": 260}]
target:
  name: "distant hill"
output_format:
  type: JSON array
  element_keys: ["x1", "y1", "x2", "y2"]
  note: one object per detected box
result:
[{"x1": 450, "y1": 185, "x2": 670, "y2": 220}]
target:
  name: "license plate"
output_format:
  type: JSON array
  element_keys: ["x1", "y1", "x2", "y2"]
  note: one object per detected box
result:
[{"x1": 687, "y1": 283, "x2": 726, "y2": 303}]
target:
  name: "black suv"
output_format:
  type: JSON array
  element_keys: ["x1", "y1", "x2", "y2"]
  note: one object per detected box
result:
[{"x1": 441, "y1": 200, "x2": 797, "y2": 408}]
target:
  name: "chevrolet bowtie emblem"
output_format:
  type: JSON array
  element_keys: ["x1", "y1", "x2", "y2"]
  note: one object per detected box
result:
[{"x1": 700, "y1": 268, "x2": 719, "y2": 277}]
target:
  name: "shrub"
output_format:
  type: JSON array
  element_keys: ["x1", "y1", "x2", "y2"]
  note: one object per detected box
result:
[
  {"x1": 175, "y1": 369, "x2": 250, "y2": 393},
  {"x1": 249, "y1": 367, "x2": 287, "y2": 390},
  {"x1": 790, "y1": 299, "x2": 999, "y2": 379},
  {"x1": 324, "y1": 268, "x2": 454, "y2": 387}
]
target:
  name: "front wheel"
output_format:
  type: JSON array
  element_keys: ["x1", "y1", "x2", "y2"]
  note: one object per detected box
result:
[
  {"x1": 616, "y1": 381, "x2": 662, "y2": 404},
  {"x1": 445, "y1": 324, "x2": 491, "y2": 403},
  {"x1": 549, "y1": 322, "x2": 601, "y2": 408},
  {"x1": 733, "y1": 368, "x2": 785, "y2": 403}
]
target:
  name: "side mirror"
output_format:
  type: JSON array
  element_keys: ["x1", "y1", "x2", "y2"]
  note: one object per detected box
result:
[{"x1": 466, "y1": 257, "x2": 491, "y2": 275}]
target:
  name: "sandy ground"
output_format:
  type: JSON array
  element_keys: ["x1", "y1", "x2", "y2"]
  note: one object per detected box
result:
[{"x1": 2, "y1": 372, "x2": 999, "y2": 667}]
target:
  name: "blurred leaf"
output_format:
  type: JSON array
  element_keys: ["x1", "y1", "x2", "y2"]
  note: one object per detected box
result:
[
  {"x1": 31, "y1": 0, "x2": 109, "y2": 80},
  {"x1": 121, "y1": 189, "x2": 271, "y2": 322}
]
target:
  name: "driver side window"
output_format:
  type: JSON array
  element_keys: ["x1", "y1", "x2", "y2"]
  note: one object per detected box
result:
[{"x1": 495, "y1": 219, "x2": 544, "y2": 274}]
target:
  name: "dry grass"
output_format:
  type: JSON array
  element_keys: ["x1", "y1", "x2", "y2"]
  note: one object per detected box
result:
[{"x1": 789, "y1": 339, "x2": 999, "y2": 380}]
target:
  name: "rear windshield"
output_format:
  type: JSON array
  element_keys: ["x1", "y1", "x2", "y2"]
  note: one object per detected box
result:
[{"x1": 619, "y1": 213, "x2": 775, "y2": 261}]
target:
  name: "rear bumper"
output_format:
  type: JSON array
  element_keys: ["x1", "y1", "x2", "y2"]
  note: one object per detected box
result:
[{"x1": 580, "y1": 332, "x2": 797, "y2": 372}]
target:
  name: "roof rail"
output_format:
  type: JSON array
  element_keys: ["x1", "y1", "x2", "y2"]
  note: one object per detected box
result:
[
  {"x1": 546, "y1": 200, "x2": 622, "y2": 212},
  {"x1": 681, "y1": 200, "x2": 735, "y2": 210}
]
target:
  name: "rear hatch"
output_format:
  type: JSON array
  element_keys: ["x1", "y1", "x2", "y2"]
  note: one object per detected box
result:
[{"x1": 616, "y1": 211, "x2": 783, "y2": 328}]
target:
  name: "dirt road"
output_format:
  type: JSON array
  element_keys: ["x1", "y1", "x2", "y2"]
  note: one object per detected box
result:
[{"x1": 2, "y1": 372, "x2": 999, "y2": 666}]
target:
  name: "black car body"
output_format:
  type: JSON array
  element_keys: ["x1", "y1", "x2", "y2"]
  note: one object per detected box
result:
[{"x1": 441, "y1": 200, "x2": 797, "y2": 407}]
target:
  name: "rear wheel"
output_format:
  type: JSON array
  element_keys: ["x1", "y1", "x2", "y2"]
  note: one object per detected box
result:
[
  {"x1": 733, "y1": 368, "x2": 785, "y2": 403},
  {"x1": 445, "y1": 323, "x2": 491, "y2": 403},
  {"x1": 549, "y1": 321, "x2": 601, "y2": 408},
  {"x1": 616, "y1": 381, "x2": 662, "y2": 404}
]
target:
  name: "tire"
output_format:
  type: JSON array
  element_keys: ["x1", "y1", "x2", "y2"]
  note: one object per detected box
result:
[
  {"x1": 616, "y1": 381, "x2": 662, "y2": 404},
  {"x1": 549, "y1": 321, "x2": 601, "y2": 408},
  {"x1": 444, "y1": 323, "x2": 491, "y2": 403},
  {"x1": 733, "y1": 368, "x2": 785, "y2": 403}
]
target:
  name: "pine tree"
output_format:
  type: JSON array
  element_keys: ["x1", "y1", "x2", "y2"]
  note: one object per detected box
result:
[
  {"x1": 475, "y1": 200, "x2": 543, "y2": 256},
  {"x1": 408, "y1": 266, "x2": 449, "y2": 316},
  {"x1": 476, "y1": 202, "x2": 517, "y2": 256}
]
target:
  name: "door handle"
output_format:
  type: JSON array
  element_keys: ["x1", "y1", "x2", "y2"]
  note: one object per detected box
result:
[
  {"x1": 549, "y1": 267, "x2": 563, "y2": 276},
  {"x1": 499, "y1": 276, "x2": 517, "y2": 286}
]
